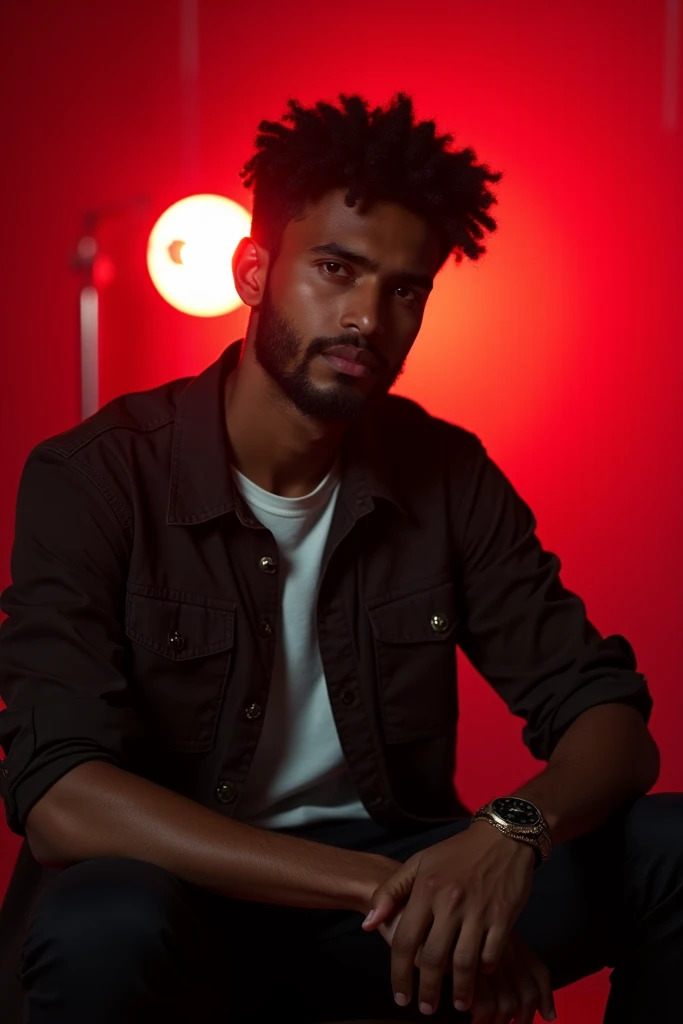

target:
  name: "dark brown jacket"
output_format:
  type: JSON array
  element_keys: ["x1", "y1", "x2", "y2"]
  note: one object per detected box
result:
[{"x1": 0, "y1": 339, "x2": 651, "y2": 1020}]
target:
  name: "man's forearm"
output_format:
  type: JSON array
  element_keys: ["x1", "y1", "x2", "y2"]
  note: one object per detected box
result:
[
  {"x1": 25, "y1": 760, "x2": 395, "y2": 912},
  {"x1": 512, "y1": 703, "x2": 660, "y2": 846}
]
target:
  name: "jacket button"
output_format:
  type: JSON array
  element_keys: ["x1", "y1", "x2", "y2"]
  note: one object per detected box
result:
[
  {"x1": 341, "y1": 690, "x2": 354, "y2": 705},
  {"x1": 259, "y1": 556, "x2": 277, "y2": 574},
  {"x1": 259, "y1": 619, "x2": 273, "y2": 637},
  {"x1": 216, "y1": 780, "x2": 237, "y2": 803},
  {"x1": 0, "y1": 764, "x2": 8, "y2": 778},
  {"x1": 245, "y1": 703, "x2": 262, "y2": 720},
  {"x1": 169, "y1": 630, "x2": 186, "y2": 650},
  {"x1": 430, "y1": 614, "x2": 449, "y2": 633}
]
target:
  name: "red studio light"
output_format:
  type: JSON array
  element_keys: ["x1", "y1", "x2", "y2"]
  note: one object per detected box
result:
[{"x1": 147, "y1": 194, "x2": 252, "y2": 316}]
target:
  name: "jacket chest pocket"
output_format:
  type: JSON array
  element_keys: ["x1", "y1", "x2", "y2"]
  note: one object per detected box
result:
[
  {"x1": 367, "y1": 580, "x2": 458, "y2": 744},
  {"x1": 125, "y1": 586, "x2": 235, "y2": 753}
]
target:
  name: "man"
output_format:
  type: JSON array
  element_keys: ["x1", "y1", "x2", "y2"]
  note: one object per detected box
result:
[{"x1": 0, "y1": 93, "x2": 680, "y2": 1024}]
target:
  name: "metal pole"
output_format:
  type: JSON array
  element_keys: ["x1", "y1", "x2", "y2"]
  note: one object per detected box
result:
[
  {"x1": 75, "y1": 233, "x2": 99, "y2": 420},
  {"x1": 179, "y1": 0, "x2": 200, "y2": 189},
  {"x1": 79, "y1": 284, "x2": 99, "y2": 421},
  {"x1": 663, "y1": 0, "x2": 680, "y2": 131}
]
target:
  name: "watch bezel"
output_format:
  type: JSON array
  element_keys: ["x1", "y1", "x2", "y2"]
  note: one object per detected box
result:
[{"x1": 490, "y1": 797, "x2": 543, "y2": 828}]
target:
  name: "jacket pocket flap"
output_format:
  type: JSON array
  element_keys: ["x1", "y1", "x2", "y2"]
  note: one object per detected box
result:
[
  {"x1": 125, "y1": 587, "x2": 235, "y2": 661},
  {"x1": 367, "y1": 581, "x2": 458, "y2": 644}
]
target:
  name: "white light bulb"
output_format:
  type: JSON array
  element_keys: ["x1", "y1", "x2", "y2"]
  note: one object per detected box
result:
[{"x1": 147, "y1": 194, "x2": 252, "y2": 317}]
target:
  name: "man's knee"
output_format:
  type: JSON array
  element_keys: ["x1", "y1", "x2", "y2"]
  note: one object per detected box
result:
[
  {"x1": 620, "y1": 792, "x2": 683, "y2": 929},
  {"x1": 623, "y1": 792, "x2": 683, "y2": 861},
  {"x1": 18, "y1": 857, "x2": 222, "y2": 1022},
  {"x1": 21, "y1": 856, "x2": 197, "y2": 965}
]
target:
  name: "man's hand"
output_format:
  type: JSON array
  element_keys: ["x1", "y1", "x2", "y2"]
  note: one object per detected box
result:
[
  {"x1": 377, "y1": 905, "x2": 555, "y2": 1023},
  {"x1": 361, "y1": 820, "x2": 551, "y2": 1016},
  {"x1": 466, "y1": 931, "x2": 555, "y2": 1023}
]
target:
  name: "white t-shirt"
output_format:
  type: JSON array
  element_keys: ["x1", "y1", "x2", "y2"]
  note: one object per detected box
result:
[{"x1": 230, "y1": 457, "x2": 372, "y2": 830}]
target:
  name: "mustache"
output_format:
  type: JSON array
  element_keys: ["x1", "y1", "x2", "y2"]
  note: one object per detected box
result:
[{"x1": 306, "y1": 335, "x2": 388, "y2": 371}]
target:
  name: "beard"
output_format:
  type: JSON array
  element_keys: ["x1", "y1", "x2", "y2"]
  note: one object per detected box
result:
[{"x1": 252, "y1": 286, "x2": 407, "y2": 421}]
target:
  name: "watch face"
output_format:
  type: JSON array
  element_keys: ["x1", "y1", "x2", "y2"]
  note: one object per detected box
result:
[{"x1": 492, "y1": 797, "x2": 541, "y2": 827}]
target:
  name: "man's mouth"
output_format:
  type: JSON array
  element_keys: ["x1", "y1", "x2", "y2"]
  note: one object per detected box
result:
[{"x1": 320, "y1": 345, "x2": 379, "y2": 378}]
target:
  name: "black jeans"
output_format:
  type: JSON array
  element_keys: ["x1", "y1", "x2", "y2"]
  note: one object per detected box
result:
[{"x1": 19, "y1": 793, "x2": 683, "y2": 1023}]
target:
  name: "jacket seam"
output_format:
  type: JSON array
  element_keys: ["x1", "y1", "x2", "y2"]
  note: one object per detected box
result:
[
  {"x1": 447, "y1": 435, "x2": 487, "y2": 554},
  {"x1": 42, "y1": 412, "x2": 176, "y2": 458},
  {"x1": 67, "y1": 452, "x2": 134, "y2": 540}
]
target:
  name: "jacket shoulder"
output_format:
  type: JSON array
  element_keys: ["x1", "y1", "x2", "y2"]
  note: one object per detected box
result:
[
  {"x1": 376, "y1": 392, "x2": 484, "y2": 456},
  {"x1": 35, "y1": 374, "x2": 193, "y2": 460}
]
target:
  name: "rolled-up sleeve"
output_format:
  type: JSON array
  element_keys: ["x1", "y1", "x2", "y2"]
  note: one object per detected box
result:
[
  {"x1": 453, "y1": 441, "x2": 653, "y2": 761},
  {"x1": 0, "y1": 445, "x2": 146, "y2": 837}
]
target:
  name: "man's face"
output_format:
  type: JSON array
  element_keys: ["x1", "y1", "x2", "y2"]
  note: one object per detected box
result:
[{"x1": 252, "y1": 188, "x2": 442, "y2": 420}]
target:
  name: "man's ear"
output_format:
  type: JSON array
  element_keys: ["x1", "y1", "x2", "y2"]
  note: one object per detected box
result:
[{"x1": 232, "y1": 236, "x2": 269, "y2": 308}]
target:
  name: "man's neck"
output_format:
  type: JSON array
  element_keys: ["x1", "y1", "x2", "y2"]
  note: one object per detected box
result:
[{"x1": 224, "y1": 343, "x2": 346, "y2": 499}]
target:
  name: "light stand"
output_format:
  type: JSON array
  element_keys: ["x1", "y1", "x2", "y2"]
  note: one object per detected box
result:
[
  {"x1": 71, "y1": 198, "x2": 148, "y2": 421},
  {"x1": 73, "y1": 223, "x2": 100, "y2": 420}
]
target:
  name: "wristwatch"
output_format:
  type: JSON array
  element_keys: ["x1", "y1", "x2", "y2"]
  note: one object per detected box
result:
[{"x1": 470, "y1": 797, "x2": 553, "y2": 866}]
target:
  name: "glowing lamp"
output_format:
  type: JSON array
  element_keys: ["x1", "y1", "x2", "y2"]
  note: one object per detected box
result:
[{"x1": 147, "y1": 194, "x2": 251, "y2": 316}]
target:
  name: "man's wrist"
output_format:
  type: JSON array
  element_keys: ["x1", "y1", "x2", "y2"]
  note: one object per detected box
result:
[
  {"x1": 350, "y1": 851, "x2": 401, "y2": 915},
  {"x1": 469, "y1": 818, "x2": 537, "y2": 865}
]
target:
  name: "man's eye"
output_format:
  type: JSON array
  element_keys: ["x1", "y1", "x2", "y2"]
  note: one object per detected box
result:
[
  {"x1": 320, "y1": 261, "x2": 348, "y2": 277},
  {"x1": 395, "y1": 285, "x2": 417, "y2": 301}
]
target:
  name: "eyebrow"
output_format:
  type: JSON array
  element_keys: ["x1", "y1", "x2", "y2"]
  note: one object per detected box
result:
[{"x1": 307, "y1": 242, "x2": 434, "y2": 293}]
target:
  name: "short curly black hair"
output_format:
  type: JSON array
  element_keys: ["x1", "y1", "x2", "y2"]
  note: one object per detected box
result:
[{"x1": 239, "y1": 92, "x2": 502, "y2": 269}]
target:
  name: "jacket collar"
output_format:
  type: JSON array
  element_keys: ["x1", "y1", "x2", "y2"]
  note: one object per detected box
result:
[{"x1": 166, "y1": 339, "x2": 407, "y2": 526}]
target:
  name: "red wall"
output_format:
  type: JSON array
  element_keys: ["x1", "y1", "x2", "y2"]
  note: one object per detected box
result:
[{"x1": 1, "y1": 2, "x2": 681, "y2": 1017}]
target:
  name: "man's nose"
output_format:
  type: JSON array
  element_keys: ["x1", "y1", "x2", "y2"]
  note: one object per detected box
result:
[{"x1": 340, "y1": 282, "x2": 386, "y2": 338}]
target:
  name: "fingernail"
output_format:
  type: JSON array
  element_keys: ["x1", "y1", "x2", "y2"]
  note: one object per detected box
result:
[
  {"x1": 394, "y1": 992, "x2": 408, "y2": 1006},
  {"x1": 362, "y1": 909, "x2": 375, "y2": 926},
  {"x1": 419, "y1": 1002, "x2": 433, "y2": 1015},
  {"x1": 454, "y1": 1000, "x2": 468, "y2": 1012}
]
